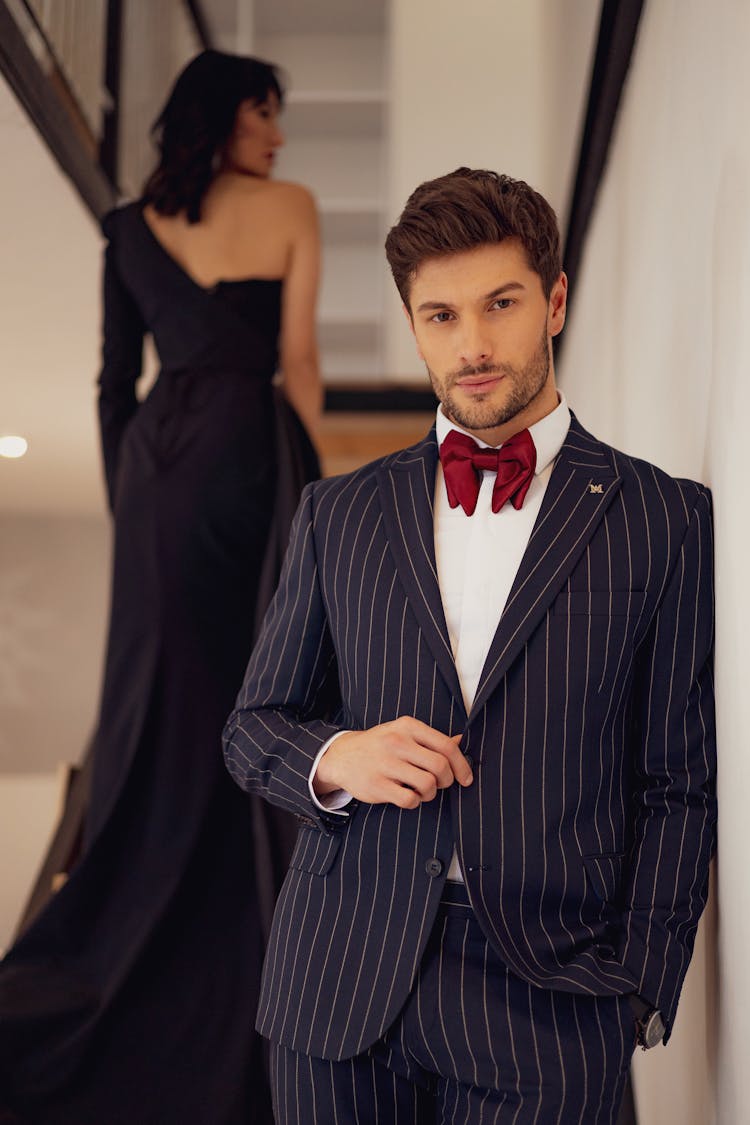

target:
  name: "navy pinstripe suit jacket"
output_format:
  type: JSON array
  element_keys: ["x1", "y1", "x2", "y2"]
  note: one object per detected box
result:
[{"x1": 223, "y1": 414, "x2": 716, "y2": 1062}]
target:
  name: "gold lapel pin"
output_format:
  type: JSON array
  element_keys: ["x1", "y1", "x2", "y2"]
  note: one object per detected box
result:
[{"x1": 589, "y1": 483, "x2": 603, "y2": 494}]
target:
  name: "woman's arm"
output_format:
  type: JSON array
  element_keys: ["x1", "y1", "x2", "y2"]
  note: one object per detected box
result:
[
  {"x1": 278, "y1": 185, "x2": 323, "y2": 440},
  {"x1": 97, "y1": 221, "x2": 145, "y2": 510}
]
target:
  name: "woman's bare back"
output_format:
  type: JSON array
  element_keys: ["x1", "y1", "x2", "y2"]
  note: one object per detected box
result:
[{"x1": 142, "y1": 174, "x2": 314, "y2": 289}]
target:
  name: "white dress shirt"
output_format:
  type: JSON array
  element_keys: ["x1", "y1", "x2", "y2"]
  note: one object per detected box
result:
[
  {"x1": 435, "y1": 396, "x2": 571, "y2": 877},
  {"x1": 309, "y1": 396, "x2": 572, "y2": 876}
]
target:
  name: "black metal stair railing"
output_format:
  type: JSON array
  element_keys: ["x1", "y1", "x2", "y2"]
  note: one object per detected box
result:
[
  {"x1": 0, "y1": 0, "x2": 115, "y2": 216},
  {"x1": 0, "y1": 0, "x2": 211, "y2": 219}
]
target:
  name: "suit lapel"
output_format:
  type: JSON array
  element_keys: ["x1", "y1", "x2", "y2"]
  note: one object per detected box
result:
[
  {"x1": 471, "y1": 415, "x2": 623, "y2": 715},
  {"x1": 376, "y1": 430, "x2": 466, "y2": 711}
]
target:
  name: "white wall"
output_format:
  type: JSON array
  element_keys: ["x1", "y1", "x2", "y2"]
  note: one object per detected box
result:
[
  {"x1": 385, "y1": 0, "x2": 600, "y2": 378},
  {"x1": 559, "y1": 1, "x2": 750, "y2": 1120},
  {"x1": 0, "y1": 73, "x2": 103, "y2": 517}
]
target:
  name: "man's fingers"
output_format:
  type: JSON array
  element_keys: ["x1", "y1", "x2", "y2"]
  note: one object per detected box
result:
[
  {"x1": 405, "y1": 746, "x2": 457, "y2": 789},
  {"x1": 445, "y1": 741, "x2": 473, "y2": 787},
  {"x1": 323, "y1": 719, "x2": 472, "y2": 807},
  {"x1": 397, "y1": 716, "x2": 453, "y2": 748},
  {"x1": 392, "y1": 764, "x2": 439, "y2": 802},
  {"x1": 404, "y1": 718, "x2": 465, "y2": 757},
  {"x1": 393, "y1": 719, "x2": 473, "y2": 788},
  {"x1": 388, "y1": 785, "x2": 422, "y2": 811}
]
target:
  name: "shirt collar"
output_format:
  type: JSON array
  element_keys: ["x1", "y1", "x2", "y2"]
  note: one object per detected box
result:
[{"x1": 435, "y1": 392, "x2": 571, "y2": 477}]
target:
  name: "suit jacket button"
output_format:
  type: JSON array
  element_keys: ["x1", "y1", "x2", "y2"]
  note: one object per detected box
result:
[{"x1": 425, "y1": 858, "x2": 443, "y2": 877}]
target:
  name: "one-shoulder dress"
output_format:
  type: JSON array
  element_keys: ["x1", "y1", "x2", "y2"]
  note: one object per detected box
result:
[{"x1": 0, "y1": 202, "x2": 319, "y2": 1125}]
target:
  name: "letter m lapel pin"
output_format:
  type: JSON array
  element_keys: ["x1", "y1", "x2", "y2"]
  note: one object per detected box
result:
[{"x1": 589, "y1": 482, "x2": 604, "y2": 494}]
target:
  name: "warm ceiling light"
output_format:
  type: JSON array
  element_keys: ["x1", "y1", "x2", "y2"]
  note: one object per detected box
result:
[{"x1": 0, "y1": 435, "x2": 28, "y2": 458}]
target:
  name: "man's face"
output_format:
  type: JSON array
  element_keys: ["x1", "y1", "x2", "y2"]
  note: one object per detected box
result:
[{"x1": 407, "y1": 240, "x2": 567, "y2": 445}]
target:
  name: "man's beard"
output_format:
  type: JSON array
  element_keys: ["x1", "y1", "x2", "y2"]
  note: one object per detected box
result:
[{"x1": 428, "y1": 328, "x2": 550, "y2": 434}]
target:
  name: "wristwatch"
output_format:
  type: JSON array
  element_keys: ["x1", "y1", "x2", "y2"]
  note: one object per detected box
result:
[{"x1": 628, "y1": 994, "x2": 666, "y2": 1049}]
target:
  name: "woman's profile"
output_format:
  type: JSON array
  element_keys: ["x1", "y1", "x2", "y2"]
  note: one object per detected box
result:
[{"x1": 0, "y1": 49, "x2": 321, "y2": 1125}]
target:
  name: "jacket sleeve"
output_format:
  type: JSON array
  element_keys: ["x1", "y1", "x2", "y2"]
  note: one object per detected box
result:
[
  {"x1": 222, "y1": 483, "x2": 346, "y2": 828},
  {"x1": 621, "y1": 484, "x2": 716, "y2": 1038},
  {"x1": 97, "y1": 215, "x2": 145, "y2": 510}
]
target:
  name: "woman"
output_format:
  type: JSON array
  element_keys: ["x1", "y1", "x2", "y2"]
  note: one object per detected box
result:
[{"x1": 0, "y1": 49, "x2": 321, "y2": 1125}]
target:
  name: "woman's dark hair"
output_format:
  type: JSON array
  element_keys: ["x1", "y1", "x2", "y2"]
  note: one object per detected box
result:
[
  {"x1": 142, "y1": 49, "x2": 284, "y2": 223},
  {"x1": 385, "y1": 168, "x2": 561, "y2": 308}
]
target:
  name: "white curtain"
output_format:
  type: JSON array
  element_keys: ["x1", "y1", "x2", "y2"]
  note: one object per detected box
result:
[{"x1": 559, "y1": 2, "x2": 750, "y2": 1121}]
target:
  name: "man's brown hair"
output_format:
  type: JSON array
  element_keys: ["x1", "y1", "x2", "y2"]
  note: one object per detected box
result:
[{"x1": 385, "y1": 168, "x2": 561, "y2": 309}]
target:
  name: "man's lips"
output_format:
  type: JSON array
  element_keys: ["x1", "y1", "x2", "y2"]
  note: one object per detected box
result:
[{"x1": 455, "y1": 374, "x2": 504, "y2": 393}]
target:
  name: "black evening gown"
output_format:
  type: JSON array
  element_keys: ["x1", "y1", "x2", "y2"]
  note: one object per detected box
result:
[{"x1": 0, "y1": 202, "x2": 319, "y2": 1124}]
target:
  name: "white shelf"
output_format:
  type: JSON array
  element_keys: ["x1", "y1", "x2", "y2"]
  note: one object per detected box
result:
[
  {"x1": 256, "y1": 31, "x2": 386, "y2": 90},
  {"x1": 253, "y1": 5, "x2": 389, "y2": 388},
  {"x1": 283, "y1": 91, "x2": 387, "y2": 137},
  {"x1": 318, "y1": 318, "x2": 380, "y2": 350},
  {"x1": 287, "y1": 90, "x2": 388, "y2": 104},
  {"x1": 255, "y1": 2, "x2": 386, "y2": 37},
  {"x1": 274, "y1": 137, "x2": 385, "y2": 203},
  {"x1": 320, "y1": 198, "x2": 383, "y2": 242},
  {"x1": 322, "y1": 351, "x2": 384, "y2": 381},
  {"x1": 319, "y1": 242, "x2": 383, "y2": 318},
  {"x1": 320, "y1": 197, "x2": 382, "y2": 211}
]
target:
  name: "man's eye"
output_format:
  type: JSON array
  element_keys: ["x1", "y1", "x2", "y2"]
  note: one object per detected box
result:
[
  {"x1": 430, "y1": 311, "x2": 453, "y2": 323},
  {"x1": 491, "y1": 298, "x2": 513, "y2": 310}
]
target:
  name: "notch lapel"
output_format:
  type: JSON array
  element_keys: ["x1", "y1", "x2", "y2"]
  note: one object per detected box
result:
[
  {"x1": 471, "y1": 416, "x2": 623, "y2": 716},
  {"x1": 376, "y1": 430, "x2": 466, "y2": 711}
]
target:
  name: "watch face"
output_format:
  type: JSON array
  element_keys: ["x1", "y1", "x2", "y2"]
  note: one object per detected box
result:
[{"x1": 643, "y1": 1010, "x2": 666, "y2": 1049}]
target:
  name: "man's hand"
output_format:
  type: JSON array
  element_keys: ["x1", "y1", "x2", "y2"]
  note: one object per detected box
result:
[{"x1": 313, "y1": 717, "x2": 473, "y2": 809}]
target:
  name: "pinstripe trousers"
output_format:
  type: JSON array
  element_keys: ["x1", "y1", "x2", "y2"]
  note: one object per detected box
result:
[{"x1": 270, "y1": 885, "x2": 635, "y2": 1125}]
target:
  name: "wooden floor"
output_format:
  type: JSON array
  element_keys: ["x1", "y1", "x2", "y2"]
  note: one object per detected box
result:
[{"x1": 317, "y1": 411, "x2": 435, "y2": 478}]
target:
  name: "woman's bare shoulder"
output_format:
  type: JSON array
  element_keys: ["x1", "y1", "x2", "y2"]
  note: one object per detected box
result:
[
  {"x1": 247, "y1": 179, "x2": 317, "y2": 217},
  {"x1": 269, "y1": 179, "x2": 315, "y2": 201}
]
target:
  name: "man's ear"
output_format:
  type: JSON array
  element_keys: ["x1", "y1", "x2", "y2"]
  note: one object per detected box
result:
[
  {"x1": 548, "y1": 272, "x2": 568, "y2": 338},
  {"x1": 402, "y1": 303, "x2": 424, "y2": 360}
]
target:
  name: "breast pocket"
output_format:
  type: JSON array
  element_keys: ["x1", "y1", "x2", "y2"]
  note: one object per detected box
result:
[
  {"x1": 288, "y1": 822, "x2": 342, "y2": 876},
  {"x1": 551, "y1": 590, "x2": 647, "y2": 695},
  {"x1": 552, "y1": 590, "x2": 646, "y2": 616}
]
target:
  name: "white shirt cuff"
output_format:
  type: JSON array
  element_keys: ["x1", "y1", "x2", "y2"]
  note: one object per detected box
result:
[{"x1": 308, "y1": 731, "x2": 353, "y2": 814}]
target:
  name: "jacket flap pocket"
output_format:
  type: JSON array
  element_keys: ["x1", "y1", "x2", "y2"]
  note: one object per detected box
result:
[
  {"x1": 289, "y1": 823, "x2": 342, "y2": 876},
  {"x1": 582, "y1": 852, "x2": 625, "y2": 902}
]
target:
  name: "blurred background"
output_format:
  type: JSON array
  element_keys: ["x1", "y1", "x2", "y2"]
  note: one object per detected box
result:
[{"x1": 1, "y1": 2, "x2": 747, "y2": 1121}]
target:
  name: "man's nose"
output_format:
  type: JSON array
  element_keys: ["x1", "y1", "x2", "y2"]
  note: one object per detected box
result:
[{"x1": 458, "y1": 319, "x2": 493, "y2": 366}]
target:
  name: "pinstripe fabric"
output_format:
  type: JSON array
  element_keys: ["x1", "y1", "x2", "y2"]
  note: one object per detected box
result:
[
  {"x1": 223, "y1": 413, "x2": 716, "y2": 1066},
  {"x1": 270, "y1": 891, "x2": 633, "y2": 1123}
]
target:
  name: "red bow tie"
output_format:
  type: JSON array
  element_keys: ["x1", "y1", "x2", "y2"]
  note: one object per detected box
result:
[{"x1": 439, "y1": 428, "x2": 537, "y2": 516}]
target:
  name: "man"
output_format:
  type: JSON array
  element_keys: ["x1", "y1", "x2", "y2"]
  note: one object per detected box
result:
[{"x1": 223, "y1": 169, "x2": 716, "y2": 1123}]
